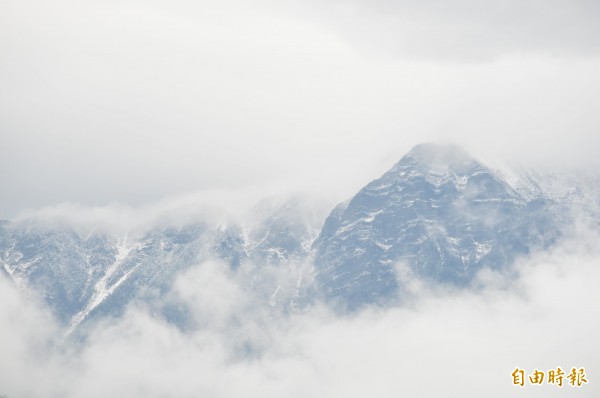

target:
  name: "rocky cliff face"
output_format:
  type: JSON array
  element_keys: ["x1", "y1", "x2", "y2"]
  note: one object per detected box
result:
[
  {"x1": 0, "y1": 221, "x2": 247, "y2": 332},
  {"x1": 312, "y1": 143, "x2": 569, "y2": 310}
]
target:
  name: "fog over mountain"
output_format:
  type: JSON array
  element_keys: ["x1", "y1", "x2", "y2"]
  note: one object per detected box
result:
[
  {"x1": 2, "y1": 144, "x2": 599, "y2": 322},
  {"x1": 2, "y1": 1, "x2": 600, "y2": 396},
  {"x1": 1, "y1": 143, "x2": 599, "y2": 397}
]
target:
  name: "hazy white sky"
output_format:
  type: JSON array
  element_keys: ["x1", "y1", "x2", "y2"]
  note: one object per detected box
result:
[{"x1": 2, "y1": 0, "x2": 600, "y2": 218}]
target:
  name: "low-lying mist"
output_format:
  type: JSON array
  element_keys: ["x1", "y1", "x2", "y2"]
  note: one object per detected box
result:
[{"x1": 1, "y1": 224, "x2": 599, "y2": 398}]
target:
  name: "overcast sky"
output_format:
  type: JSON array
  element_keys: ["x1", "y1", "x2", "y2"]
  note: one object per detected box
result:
[{"x1": 2, "y1": 0, "x2": 600, "y2": 219}]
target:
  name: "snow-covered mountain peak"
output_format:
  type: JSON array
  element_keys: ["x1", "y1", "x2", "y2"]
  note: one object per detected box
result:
[
  {"x1": 361, "y1": 143, "x2": 514, "y2": 201},
  {"x1": 2, "y1": 143, "x2": 599, "y2": 325},
  {"x1": 243, "y1": 194, "x2": 330, "y2": 264},
  {"x1": 312, "y1": 143, "x2": 575, "y2": 310},
  {"x1": 399, "y1": 143, "x2": 476, "y2": 172}
]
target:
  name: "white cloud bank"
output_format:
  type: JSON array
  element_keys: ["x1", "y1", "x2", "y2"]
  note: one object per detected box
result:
[
  {"x1": 1, "y1": 0, "x2": 600, "y2": 219},
  {"x1": 1, "y1": 226, "x2": 598, "y2": 398}
]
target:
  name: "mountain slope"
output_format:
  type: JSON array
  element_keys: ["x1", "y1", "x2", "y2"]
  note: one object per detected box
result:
[
  {"x1": 0, "y1": 196, "x2": 325, "y2": 333},
  {"x1": 1, "y1": 143, "x2": 596, "y2": 327},
  {"x1": 312, "y1": 143, "x2": 569, "y2": 310},
  {"x1": 0, "y1": 221, "x2": 248, "y2": 331}
]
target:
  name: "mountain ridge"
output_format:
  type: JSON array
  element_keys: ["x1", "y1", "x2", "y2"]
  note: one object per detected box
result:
[
  {"x1": 1, "y1": 143, "x2": 596, "y2": 329},
  {"x1": 312, "y1": 143, "x2": 571, "y2": 310}
]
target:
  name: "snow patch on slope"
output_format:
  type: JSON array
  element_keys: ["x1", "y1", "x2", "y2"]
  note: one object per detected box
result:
[{"x1": 65, "y1": 236, "x2": 137, "y2": 336}]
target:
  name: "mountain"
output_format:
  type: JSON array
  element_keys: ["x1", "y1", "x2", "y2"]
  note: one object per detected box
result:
[
  {"x1": 244, "y1": 194, "x2": 328, "y2": 264},
  {"x1": 1, "y1": 143, "x2": 597, "y2": 329},
  {"x1": 0, "y1": 195, "x2": 325, "y2": 333},
  {"x1": 0, "y1": 220, "x2": 247, "y2": 332},
  {"x1": 312, "y1": 143, "x2": 572, "y2": 310}
]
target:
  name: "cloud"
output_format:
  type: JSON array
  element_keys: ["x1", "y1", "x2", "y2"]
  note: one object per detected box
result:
[
  {"x1": 0, "y1": 276, "x2": 61, "y2": 398},
  {"x1": 1, "y1": 0, "x2": 600, "y2": 219},
  {"x1": 9, "y1": 191, "x2": 240, "y2": 235},
  {"x1": 1, "y1": 225, "x2": 599, "y2": 398},
  {"x1": 1, "y1": 2, "x2": 598, "y2": 396},
  {"x1": 297, "y1": 0, "x2": 600, "y2": 60}
]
